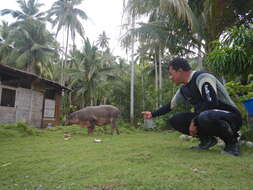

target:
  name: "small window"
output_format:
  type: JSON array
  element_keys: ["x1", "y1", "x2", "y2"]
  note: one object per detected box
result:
[
  {"x1": 45, "y1": 90, "x2": 55, "y2": 100},
  {"x1": 1, "y1": 88, "x2": 16, "y2": 107}
]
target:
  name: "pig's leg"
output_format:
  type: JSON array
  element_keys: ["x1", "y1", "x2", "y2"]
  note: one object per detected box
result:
[
  {"x1": 88, "y1": 119, "x2": 96, "y2": 136},
  {"x1": 88, "y1": 125, "x2": 95, "y2": 136},
  {"x1": 111, "y1": 120, "x2": 120, "y2": 135}
]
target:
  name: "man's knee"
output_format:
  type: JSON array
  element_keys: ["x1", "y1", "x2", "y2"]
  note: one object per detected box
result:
[
  {"x1": 197, "y1": 111, "x2": 213, "y2": 125},
  {"x1": 168, "y1": 114, "x2": 178, "y2": 129},
  {"x1": 168, "y1": 113, "x2": 184, "y2": 131},
  {"x1": 168, "y1": 112, "x2": 196, "y2": 135},
  {"x1": 196, "y1": 111, "x2": 219, "y2": 136}
]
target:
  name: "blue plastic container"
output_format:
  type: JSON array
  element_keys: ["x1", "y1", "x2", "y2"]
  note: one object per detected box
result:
[{"x1": 242, "y1": 98, "x2": 253, "y2": 115}]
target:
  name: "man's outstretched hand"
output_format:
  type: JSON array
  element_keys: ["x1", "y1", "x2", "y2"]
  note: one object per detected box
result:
[{"x1": 141, "y1": 111, "x2": 152, "y2": 119}]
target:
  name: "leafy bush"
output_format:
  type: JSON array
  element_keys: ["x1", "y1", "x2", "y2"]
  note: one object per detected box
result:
[
  {"x1": 205, "y1": 24, "x2": 253, "y2": 83},
  {"x1": 226, "y1": 80, "x2": 253, "y2": 102},
  {"x1": 226, "y1": 80, "x2": 253, "y2": 120},
  {"x1": 225, "y1": 80, "x2": 253, "y2": 139},
  {"x1": 240, "y1": 128, "x2": 253, "y2": 141}
]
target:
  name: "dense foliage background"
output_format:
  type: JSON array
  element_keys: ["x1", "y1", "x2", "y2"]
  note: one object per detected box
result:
[{"x1": 0, "y1": 0, "x2": 252, "y2": 127}]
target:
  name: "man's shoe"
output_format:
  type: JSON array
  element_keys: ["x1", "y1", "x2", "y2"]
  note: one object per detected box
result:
[
  {"x1": 191, "y1": 136, "x2": 218, "y2": 150},
  {"x1": 221, "y1": 142, "x2": 240, "y2": 156}
]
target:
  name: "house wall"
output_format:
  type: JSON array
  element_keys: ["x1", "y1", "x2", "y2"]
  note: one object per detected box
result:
[
  {"x1": 0, "y1": 85, "x2": 17, "y2": 124},
  {"x1": 27, "y1": 90, "x2": 44, "y2": 127},
  {"x1": 15, "y1": 87, "x2": 32, "y2": 124},
  {"x1": 0, "y1": 106, "x2": 16, "y2": 124},
  {"x1": 0, "y1": 65, "x2": 67, "y2": 128},
  {"x1": 0, "y1": 85, "x2": 43, "y2": 127}
]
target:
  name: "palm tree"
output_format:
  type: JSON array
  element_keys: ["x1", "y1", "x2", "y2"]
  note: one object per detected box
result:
[
  {"x1": 160, "y1": 0, "x2": 253, "y2": 52},
  {"x1": 0, "y1": 0, "x2": 56, "y2": 74},
  {"x1": 101, "y1": 48, "x2": 117, "y2": 66},
  {"x1": 122, "y1": 0, "x2": 201, "y2": 58},
  {"x1": 40, "y1": 43, "x2": 62, "y2": 81},
  {"x1": 122, "y1": 0, "x2": 198, "y2": 112},
  {"x1": 8, "y1": 19, "x2": 56, "y2": 74},
  {"x1": 96, "y1": 31, "x2": 110, "y2": 51},
  {"x1": 130, "y1": 15, "x2": 135, "y2": 124},
  {"x1": 0, "y1": 22, "x2": 13, "y2": 63},
  {"x1": 67, "y1": 38, "x2": 115, "y2": 107},
  {"x1": 47, "y1": 0, "x2": 88, "y2": 84},
  {"x1": 123, "y1": 0, "x2": 253, "y2": 75},
  {"x1": 0, "y1": 0, "x2": 46, "y2": 22},
  {"x1": 205, "y1": 25, "x2": 253, "y2": 84}
]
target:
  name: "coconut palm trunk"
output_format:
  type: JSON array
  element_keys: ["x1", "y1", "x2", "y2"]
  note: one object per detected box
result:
[
  {"x1": 158, "y1": 47, "x2": 162, "y2": 106},
  {"x1": 62, "y1": 24, "x2": 70, "y2": 86},
  {"x1": 154, "y1": 49, "x2": 158, "y2": 109},
  {"x1": 141, "y1": 60, "x2": 145, "y2": 110},
  {"x1": 197, "y1": 34, "x2": 203, "y2": 69},
  {"x1": 130, "y1": 15, "x2": 135, "y2": 124}
]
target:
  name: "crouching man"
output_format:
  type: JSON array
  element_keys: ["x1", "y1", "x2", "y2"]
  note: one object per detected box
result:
[{"x1": 142, "y1": 58, "x2": 242, "y2": 156}]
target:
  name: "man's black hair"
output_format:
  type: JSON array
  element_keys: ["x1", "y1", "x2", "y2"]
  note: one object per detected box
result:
[{"x1": 167, "y1": 57, "x2": 191, "y2": 71}]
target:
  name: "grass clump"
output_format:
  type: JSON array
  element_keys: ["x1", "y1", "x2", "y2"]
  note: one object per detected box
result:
[
  {"x1": 46, "y1": 120, "x2": 138, "y2": 136},
  {"x1": 0, "y1": 122, "x2": 42, "y2": 138}
]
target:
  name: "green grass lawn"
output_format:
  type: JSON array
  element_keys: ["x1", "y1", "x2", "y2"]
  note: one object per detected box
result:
[{"x1": 0, "y1": 125, "x2": 253, "y2": 190}]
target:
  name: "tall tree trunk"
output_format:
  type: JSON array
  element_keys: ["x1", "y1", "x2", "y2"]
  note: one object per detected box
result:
[
  {"x1": 141, "y1": 59, "x2": 145, "y2": 111},
  {"x1": 82, "y1": 94, "x2": 85, "y2": 108},
  {"x1": 197, "y1": 34, "x2": 203, "y2": 69},
  {"x1": 90, "y1": 90, "x2": 94, "y2": 106},
  {"x1": 72, "y1": 36, "x2": 76, "y2": 53},
  {"x1": 62, "y1": 25, "x2": 70, "y2": 86},
  {"x1": 60, "y1": 30, "x2": 65, "y2": 85},
  {"x1": 130, "y1": 15, "x2": 135, "y2": 124},
  {"x1": 154, "y1": 50, "x2": 158, "y2": 109},
  {"x1": 103, "y1": 97, "x2": 107, "y2": 105},
  {"x1": 68, "y1": 92, "x2": 72, "y2": 106},
  {"x1": 158, "y1": 47, "x2": 162, "y2": 106},
  {"x1": 27, "y1": 60, "x2": 35, "y2": 74}
]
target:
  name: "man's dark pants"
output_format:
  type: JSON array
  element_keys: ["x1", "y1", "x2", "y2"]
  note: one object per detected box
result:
[{"x1": 169, "y1": 109, "x2": 242, "y2": 145}]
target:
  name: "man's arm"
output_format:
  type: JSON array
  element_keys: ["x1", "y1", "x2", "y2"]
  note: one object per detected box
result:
[
  {"x1": 152, "y1": 88, "x2": 187, "y2": 117},
  {"x1": 142, "y1": 103, "x2": 171, "y2": 119},
  {"x1": 197, "y1": 73, "x2": 218, "y2": 111},
  {"x1": 151, "y1": 103, "x2": 171, "y2": 117},
  {"x1": 142, "y1": 89, "x2": 186, "y2": 118}
]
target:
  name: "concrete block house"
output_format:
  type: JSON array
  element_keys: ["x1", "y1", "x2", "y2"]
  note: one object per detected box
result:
[{"x1": 0, "y1": 64, "x2": 70, "y2": 128}]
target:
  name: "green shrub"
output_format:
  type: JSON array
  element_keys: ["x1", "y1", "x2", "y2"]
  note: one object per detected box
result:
[
  {"x1": 226, "y1": 81, "x2": 253, "y2": 102},
  {"x1": 240, "y1": 129, "x2": 253, "y2": 141},
  {"x1": 239, "y1": 123, "x2": 253, "y2": 140},
  {"x1": 225, "y1": 80, "x2": 253, "y2": 139},
  {"x1": 154, "y1": 117, "x2": 169, "y2": 131}
]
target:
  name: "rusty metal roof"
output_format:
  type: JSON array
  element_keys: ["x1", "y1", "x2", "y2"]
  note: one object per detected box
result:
[{"x1": 0, "y1": 63, "x2": 71, "y2": 92}]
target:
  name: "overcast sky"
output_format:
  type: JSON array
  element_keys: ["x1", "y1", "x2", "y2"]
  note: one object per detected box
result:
[{"x1": 0, "y1": 0, "x2": 127, "y2": 58}]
